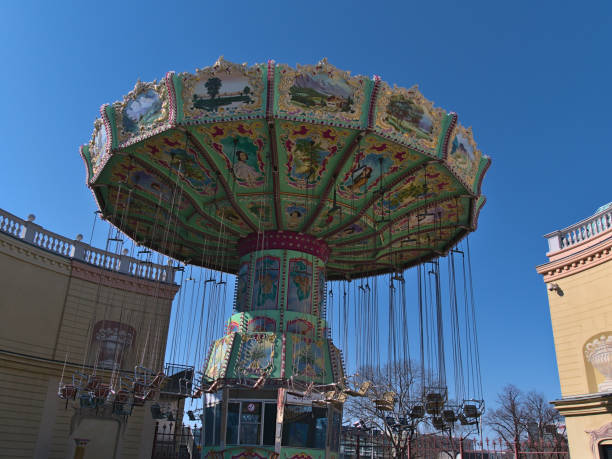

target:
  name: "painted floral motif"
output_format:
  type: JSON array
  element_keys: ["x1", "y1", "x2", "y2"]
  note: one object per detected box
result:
[
  {"x1": 229, "y1": 451, "x2": 267, "y2": 459},
  {"x1": 205, "y1": 334, "x2": 234, "y2": 380},
  {"x1": 181, "y1": 58, "x2": 265, "y2": 121},
  {"x1": 228, "y1": 320, "x2": 240, "y2": 334},
  {"x1": 236, "y1": 334, "x2": 275, "y2": 376},
  {"x1": 446, "y1": 125, "x2": 482, "y2": 188},
  {"x1": 337, "y1": 136, "x2": 420, "y2": 199},
  {"x1": 246, "y1": 199, "x2": 274, "y2": 229},
  {"x1": 129, "y1": 169, "x2": 173, "y2": 202},
  {"x1": 280, "y1": 123, "x2": 351, "y2": 189},
  {"x1": 196, "y1": 121, "x2": 268, "y2": 189},
  {"x1": 286, "y1": 318, "x2": 314, "y2": 336},
  {"x1": 375, "y1": 83, "x2": 444, "y2": 150},
  {"x1": 212, "y1": 202, "x2": 250, "y2": 232},
  {"x1": 373, "y1": 166, "x2": 460, "y2": 216},
  {"x1": 131, "y1": 131, "x2": 217, "y2": 196},
  {"x1": 287, "y1": 259, "x2": 313, "y2": 313},
  {"x1": 247, "y1": 316, "x2": 276, "y2": 333},
  {"x1": 277, "y1": 59, "x2": 368, "y2": 124},
  {"x1": 291, "y1": 336, "x2": 326, "y2": 380},
  {"x1": 252, "y1": 256, "x2": 280, "y2": 310},
  {"x1": 391, "y1": 199, "x2": 464, "y2": 235}
]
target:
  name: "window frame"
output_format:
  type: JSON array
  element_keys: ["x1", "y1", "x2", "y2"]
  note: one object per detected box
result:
[{"x1": 226, "y1": 398, "x2": 277, "y2": 447}]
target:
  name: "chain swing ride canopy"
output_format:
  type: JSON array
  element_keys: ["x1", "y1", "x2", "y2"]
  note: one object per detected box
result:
[{"x1": 81, "y1": 57, "x2": 490, "y2": 279}]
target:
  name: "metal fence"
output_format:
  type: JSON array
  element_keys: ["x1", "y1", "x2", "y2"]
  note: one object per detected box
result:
[
  {"x1": 340, "y1": 431, "x2": 569, "y2": 458},
  {"x1": 151, "y1": 422, "x2": 200, "y2": 459}
]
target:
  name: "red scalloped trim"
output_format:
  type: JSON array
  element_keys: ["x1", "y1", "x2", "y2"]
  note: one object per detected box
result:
[{"x1": 238, "y1": 230, "x2": 329, "y2": 262}]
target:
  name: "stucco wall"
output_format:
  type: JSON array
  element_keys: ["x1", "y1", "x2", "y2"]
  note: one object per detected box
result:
[{"x1": 0, "y1": 231, "x2": 178, "y2": 459}]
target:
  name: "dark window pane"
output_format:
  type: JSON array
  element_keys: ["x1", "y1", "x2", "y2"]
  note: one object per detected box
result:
[
  {"x1": 313, "y1": 407, "x2": 328, "y2": 450},
  {"x1": 329, "y1": 408, "x2": 342, "y2": 452},
  {"x1": 282, "y1": 404, "x2": 329, "y2": 449},
  {"x1": 240, "y1": 402, "x2": 261, "y2": 423},
  {"x1": 204, "y1": 405, "x2": 214, "y2": 446},
  {"x1": 204, "y1": 404, "x2": 222, "y2": 446},
  {"x1": 226, "y1": 403, "x2": 240, "y2": 445},
  {"x1": 263, "y1": 403, "x2": 277, "y2": 446},
  {"x1": 214, "y1": 404, "x2": 221, "y2": 446},
  {"x1": 282, "y1": 404, "x2": 311, "y2": 447},
  {"x1": 240, "y1": 423, "x2": 261, "y2": 445}
]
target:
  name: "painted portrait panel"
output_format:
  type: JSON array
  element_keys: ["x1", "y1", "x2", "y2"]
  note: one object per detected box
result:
[
  {"x1": 287, "y1": 259, "x2": 313, "y2": 313},
  {"x1": 251, "y1": 256, "x2": 280, "y2": 310}
]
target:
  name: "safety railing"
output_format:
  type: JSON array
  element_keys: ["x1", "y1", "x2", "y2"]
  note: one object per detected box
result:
[
  {"x1": 544, "y1": 203, "x2": 612, "y2": 253},
  {"x1": 0, "y1": 207, "x2": 177, "y2": 284}
]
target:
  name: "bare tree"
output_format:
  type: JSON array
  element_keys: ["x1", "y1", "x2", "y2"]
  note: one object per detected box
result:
[
  {"x1": 344, "y1": 361, "x2": 423, "y2": 458},
  {"x1": 485, "y1": 384, "x2": 527, "y2": 448}
]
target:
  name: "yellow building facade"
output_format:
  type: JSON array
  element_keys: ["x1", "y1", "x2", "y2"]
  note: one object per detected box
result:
[
  {"x1": 537, "y1": 204, "x2": 612, "y2": 458},
  {"x1": 0, "y1": 209, "x2": 180, "y2": 458}
]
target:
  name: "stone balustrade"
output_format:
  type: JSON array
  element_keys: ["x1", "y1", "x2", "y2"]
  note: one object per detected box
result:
[
  {"x1": 544, "y1": 203, "x2": 612, "y2": 253},
  {"x1": 0, "y1": 207, "x2": 177, "y2": 284}
]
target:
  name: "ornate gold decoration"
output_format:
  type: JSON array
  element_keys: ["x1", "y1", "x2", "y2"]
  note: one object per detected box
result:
[{"x1": 112, "y1": 78, "x2": 169, "y2": 146}]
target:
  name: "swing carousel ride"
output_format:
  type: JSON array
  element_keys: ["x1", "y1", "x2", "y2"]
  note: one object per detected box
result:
[{"x1": 77, "y1": 57, "x2": 490, "y2": 458}]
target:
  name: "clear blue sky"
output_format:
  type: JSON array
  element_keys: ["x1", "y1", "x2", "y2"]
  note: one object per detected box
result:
[{"x1": 1, "y1": 0, "x2": 611, "y2": 411}]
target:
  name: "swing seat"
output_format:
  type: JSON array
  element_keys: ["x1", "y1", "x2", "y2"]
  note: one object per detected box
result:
[
  {"x1": 205, "y1": 380, "x2": 219, "y2": 393},
  {"x1": 442, "y1": 409, "x2": 457, "y2": 423},
  {"x1": 85, "y1": 376, "x2": 101, "y2": 392},
  {"x1": 345, "y1": 381, "x2": 372, "y2": 397},
  {"x1": 425, "y1": 393, "x2": 444, "y2": 414},
  {"x1": 133, "y1": 379, "x2": 146, "y2": 397},
  {"x1": 115, "y1": 389, "x2": 130, "y2": 404},
  {"x1": 374, "y1": 401, "x2": 394, "y2": 411},
  {"x1": 133, "y1": 396, "x2": 145, "y2": 406},
  {"x1": 150, "y1": 372, "x2": 165, "y2": 388},
  {"x1": 463, "y1": 404, "x2": 479, "y2": 418},
  {"x1": 59, "y1": 385, "x2": 78, "y2": 400},
  {"x1": 458, "y1": 414, "x2": 477, "y2": 426},
  {"x1": 79, "y1": 393, "x2": 96, "y2": 408},
  {"x1": 144, "y1": 388, "x2": 158, "y2": 401},
  {"x1": 432, "y1": 416, "x2": 445, "y2": 430},
  {"x1": 94, "y1": 384, "x2": 110, "y2": 399},
  {"x1": 410, "y1": 405, "x2": 425, "y2": 418}
]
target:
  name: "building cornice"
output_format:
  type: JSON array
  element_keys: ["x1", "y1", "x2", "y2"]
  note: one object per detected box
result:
[
  {"x1": 71, "y1": 260, "x2": 179, "y2": 300},
  {"x1": 536, "y1": 236, "x2": 612, "y2": 282},
  {"x1": 551, "y1": 393, "x2": 612, "y2": 417},
  {"x1": 0, "y1": 231, "x2": 71, "y2": 275}
]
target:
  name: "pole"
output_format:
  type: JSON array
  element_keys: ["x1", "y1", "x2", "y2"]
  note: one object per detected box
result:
[
  {"x1": 357, "y1": 434, "x2": 360, "y2": 459},
  {"x1": 459, "y1": 436, "x2": 463, "y2": 459}
]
